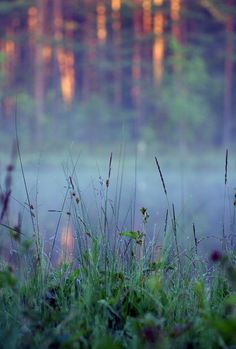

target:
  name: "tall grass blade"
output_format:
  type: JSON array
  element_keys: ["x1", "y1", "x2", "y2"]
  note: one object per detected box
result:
[{"x1": 155, "y1": 156, "x2": 167, "y2": 196}]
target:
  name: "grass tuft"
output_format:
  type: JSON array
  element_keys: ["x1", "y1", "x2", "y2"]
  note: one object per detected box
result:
[{"x1": 0, "y1": 150, "x2": 235, "y2": 348}]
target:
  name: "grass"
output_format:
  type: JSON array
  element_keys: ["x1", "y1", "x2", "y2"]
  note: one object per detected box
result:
[{"x1": 0, "y1": 147, "x2": 236, "y2": 349}]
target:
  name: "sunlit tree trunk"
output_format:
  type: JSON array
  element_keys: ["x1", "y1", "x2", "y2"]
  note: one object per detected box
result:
[
  {"x1": 170, "y1": 0, "x2": 182, "y2": 73},
  {"x1": 53, "y1": 0, "x2": 76, "y2": 127},
  {"x1": 223, "y1": 0, "x2": 234, "y2": 145},
  {"x1": 82, "y1": 0, "x2": 97, "y2": 101},
  {"x1": 143, "y1": 0, "x2": 152, "y2": 34},
  {"x1": 82, "y1": 3, "x2": 89, "y2": 102},
  {"x1": 112, "y1": 0, "x2": 122, "y2": 106},
  {"x1": 171, "y1": 0, "x2": 181, "y2": 41},
  {"x1": 1, "y1": 27, "x2": 16, "y2": 126},
  {"x1": 153, "y1": 0, "x2": 165, "y2": 85},
  {"x1": 53, "y1": 0, "x2": 63, "y2": 66},
  {"x1": 34, "y1": 0, "x2": 46, "y2": 144},
  {"x1": 132, "y1": 1, "x2": 142, "y2": 140},
  {"x1": 96, "y1": 0, "x2": 107, "y2": 101},
  {"x1": 53, "y1": 0, "x2": 63, "y2": 120},
  {"x1": 57, "y1": 28, "x2": 75, "y2": 106},
  {"x1": 142, "y1": 0, "x2": 152, "y2": 94},
  {"x1": 97, "y1": 0, "x2": 107, "y2": 43}
]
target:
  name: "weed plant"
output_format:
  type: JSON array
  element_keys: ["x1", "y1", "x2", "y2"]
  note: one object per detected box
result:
[{"x1": 0, "y1": 147, "x2": 235, "y2": 349}]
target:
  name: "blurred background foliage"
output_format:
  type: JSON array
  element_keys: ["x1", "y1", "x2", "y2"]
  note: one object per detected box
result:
[{"x1": 0, "y1": 0, "x2": 235, "y2": 152}]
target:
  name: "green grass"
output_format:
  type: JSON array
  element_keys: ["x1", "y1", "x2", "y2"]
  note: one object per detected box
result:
[{"x1": 0, "y1": 150, "x2": 236, "y2": 349}]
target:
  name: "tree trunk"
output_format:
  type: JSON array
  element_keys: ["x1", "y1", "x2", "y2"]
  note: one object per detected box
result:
[
  {"x1": 171, "y1": 0, "x2": 182, "y2": 73},
  {"x1": 112, "y1": 0, "x2": 122, "y2": 106},
  {"x1": 132, "y1": 1, "x2": 142, "y2": 140},
  {"x1": 34, "y1": 0, "x2": 46, "y2": 145},
  {"x1": 52, "y1": 0, "x2": 63, "y2": 129},
  {"x1": 223, "y1": 0, "x2": 234, "y2": 146},
  {"x1": 82, "y1": 0, "x2": 97, "y2": 101},
  {"x1": 153, "y1": 1, "x2": 165, "y2": 85}
]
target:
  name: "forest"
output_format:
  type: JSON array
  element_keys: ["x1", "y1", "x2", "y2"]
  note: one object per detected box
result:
[{"x1": 0, "y1": 0, "x2": 235, "y2": 150}]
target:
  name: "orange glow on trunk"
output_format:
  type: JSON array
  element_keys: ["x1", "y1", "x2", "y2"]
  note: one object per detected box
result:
[
  {"x1": 143, "y1": 0, "x2": 152, "y2": 33},
  {"x1": 112, "y1": 0, "x2": 122, "y2": 104},
  {"x1": 4, "y1": 39, "x2": 15, "y2": 58},
  {"x1": 2, "y1": 31, "x2": 16, "y2": 110},
  {"x1": 171, "y1": 0, "x2": 181, "y2": 21},
  {"x1": 170, "y1": 0, "x2": 182, "y2": 73},
  {"x1": 57, "y1": 49, "x2": 75, "y2": 105},
  {"x1": 112, "y1": 0, "x2": 121, "y2": 11},
  {"x1": 171, "y1": 0, "x2": 181, "y2": 40},
  {"x1": 97, "y1": 2, "x2": 107, "y2": 42},
  {"x1": 112, "y1": 1, "x2": 121, "y2": 31},
  {"x1": 153, "y1": 3, "x2": 165, "y2": 84},
  {"x1": 42, "y1": 45, "x2": 52, "y2": 62},
  {"x1": 132, "y1": 3, "x2": 142, "y2": 104},
  {"x1": 53, "y1": 0, "x2": 75, "y2": 105},
  {"x1": 28, "y1": 6, "x2": 38, "y2": 31}
]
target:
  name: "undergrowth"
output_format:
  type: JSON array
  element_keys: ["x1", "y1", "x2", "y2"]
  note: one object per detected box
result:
[{"x1": 0, "y1": 147, "x2": 235, "y2": 349}]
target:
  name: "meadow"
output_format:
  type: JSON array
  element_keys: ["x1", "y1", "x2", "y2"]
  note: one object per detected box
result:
[{"x1": 0, "y1": 146, "x2": 236, "y2": 349}]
